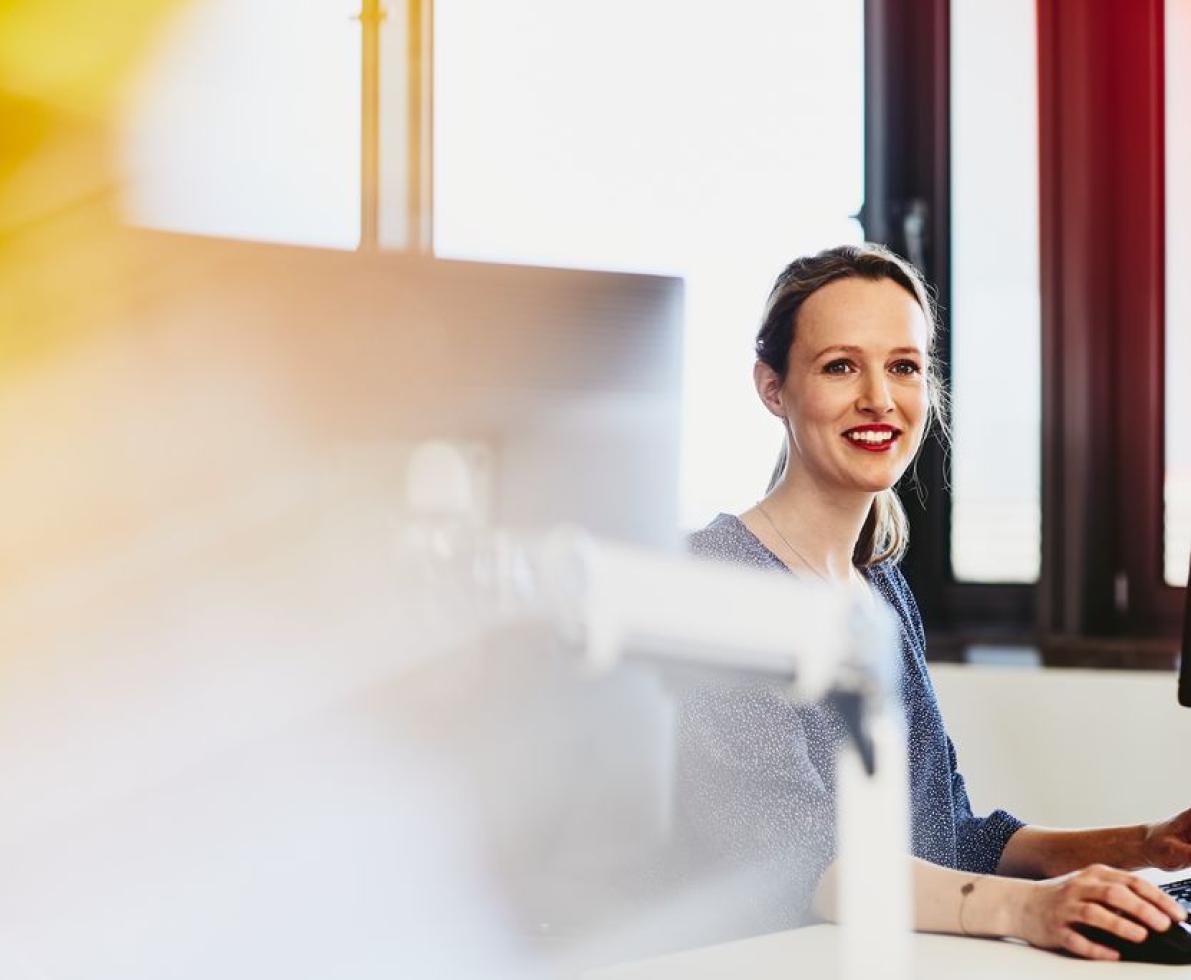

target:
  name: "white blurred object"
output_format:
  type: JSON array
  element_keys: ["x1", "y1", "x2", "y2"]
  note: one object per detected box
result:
[
  {"x1": 405, "y1": 439, "x2": 489, "y2": 522},
  {"x1": 836, "y1": 707, "x2": 912, "y2": 980},
  {"x1": 413, "y1": 523, "x2": 912, "y2": 979},
  {"x1": 541, "y1": 528, "x2": 911, "y2": 980},
  {"x1": 542, "y1": 527, "x2": 855, "y2": 694}
]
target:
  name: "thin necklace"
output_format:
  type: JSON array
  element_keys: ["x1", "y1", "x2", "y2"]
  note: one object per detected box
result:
[{"x1": 755, "y1": 501, "x2": 833, "y2": 584}]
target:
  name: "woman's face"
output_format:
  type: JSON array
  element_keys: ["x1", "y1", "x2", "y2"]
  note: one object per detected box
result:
[{"x1": 765, "y1": 276, "x2": 931, "y2": 495}]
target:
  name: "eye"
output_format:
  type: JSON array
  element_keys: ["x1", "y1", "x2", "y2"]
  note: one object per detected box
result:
[
  {"x1": 823, "y1": 358, "x2": 855, "y2": 375},
  {"x1": 890, "y1": 359, "x2": 922, "y2": 376}
]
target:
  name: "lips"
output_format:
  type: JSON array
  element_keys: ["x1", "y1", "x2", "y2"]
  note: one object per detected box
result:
[{"x1": 842, "y1": 424, "x2": 902, "y2": 453}]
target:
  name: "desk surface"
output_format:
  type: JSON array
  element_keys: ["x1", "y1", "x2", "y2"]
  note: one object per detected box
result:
[{"x1": 588, "y1": 924, "x2": 1189, "y2": 978}]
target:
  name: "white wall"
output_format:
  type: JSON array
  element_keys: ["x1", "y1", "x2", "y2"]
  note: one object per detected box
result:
[{"x1": 932, "y1": 664, "x2": 1191, "y2": 829}]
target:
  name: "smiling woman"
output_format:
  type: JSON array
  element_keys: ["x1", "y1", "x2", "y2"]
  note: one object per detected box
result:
[
  {"x1": 678, "y1": 243, "x2": 1191, "y2": 961},
  {"x1": 769, "y1": 279, "x2": 928, "y2": 484},
  {"x1": 743, "y1": 243, "x2": 942, "y2": 576}
]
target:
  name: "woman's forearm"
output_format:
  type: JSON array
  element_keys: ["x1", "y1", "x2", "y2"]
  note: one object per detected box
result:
[
  {"x1": 813, "y1": 851, "x2": 1186, "y2": 960},
  {"x1": 996, "y1": 824, "x2": 1150, "y2": 879},
  {"x1": 813, "y1": 857, "x2": 1029, "y2": 937},
  {"x1": 909, "y1": 858, "x2": 1028, "y2": 936}
]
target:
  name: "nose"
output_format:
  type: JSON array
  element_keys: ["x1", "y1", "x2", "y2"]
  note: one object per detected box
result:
[{"x1": 857, "y1": 371, "x2": 895, "y2": 416}]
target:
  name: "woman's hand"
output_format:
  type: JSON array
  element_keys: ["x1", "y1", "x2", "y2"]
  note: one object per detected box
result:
[
  {"x1": 1014, "y1": 864, "x2": 1187, "y2": 960},
  {"x1": 1143, "y1": 809, "x2": 1191, "y2": 870}
]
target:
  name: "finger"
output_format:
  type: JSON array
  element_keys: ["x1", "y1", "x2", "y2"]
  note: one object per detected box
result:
[
  {"x1": 1127, "y1": 876, "x2": 1189, "y2": 925},
  {"x1": 1060, "y1": 927, "x2": 1120, "y2": 962},
  {"x1": 1097, "y1": 881, "x2": 1174, "y2": 932},
  {"x1": 1079, "y1": 901, "x2": 1148, "y2": 943}
]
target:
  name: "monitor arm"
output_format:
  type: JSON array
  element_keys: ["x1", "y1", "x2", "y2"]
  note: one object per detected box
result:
[{"x1": 537, "y1": 526, "x2": 913, "y2": 980}]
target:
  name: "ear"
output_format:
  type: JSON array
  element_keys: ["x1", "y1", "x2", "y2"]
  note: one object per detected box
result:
[{"x1": 754, "y1": 360, "x2": 787, "y2": 420}]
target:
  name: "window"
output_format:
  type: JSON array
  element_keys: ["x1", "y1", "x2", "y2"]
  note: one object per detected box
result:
[
  {"x1": 120, "y1": 0, "x2": 361, "y2": 249},
  {"x1": 871, "y1": 0, "x2": 1180, "y2": 653},
  {"x1": 949, "y1": 0, "x2": 1041, "y2": 585},
  {"x1": 117, "y1": 0, "x2": 1186, "y2": 652},
  {"x1": 434, "y1": 0, "x2": 865, "y2": 529}
]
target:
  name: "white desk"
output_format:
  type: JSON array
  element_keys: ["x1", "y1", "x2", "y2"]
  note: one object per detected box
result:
[{"x1": 588, "y1": 924, "x2": 1190, "y2": 978}]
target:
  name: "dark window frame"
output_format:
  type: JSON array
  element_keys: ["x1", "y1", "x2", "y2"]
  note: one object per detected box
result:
[
  {"x1": 1038, "y1": 0, "x2": 1179, "y2": 643},
  {"x1": 865, "y1": 0, "x2": 1183, "y2": 662}
]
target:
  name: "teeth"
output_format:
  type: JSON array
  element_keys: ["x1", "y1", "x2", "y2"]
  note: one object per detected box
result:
[{"x1": 846, "y1": 430, "x2": 894, "y2": 444}]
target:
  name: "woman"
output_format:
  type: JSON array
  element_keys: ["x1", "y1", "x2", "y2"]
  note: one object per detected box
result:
[{"x1": 681, "y1": 243, "x2": 1191, "y2": 960}]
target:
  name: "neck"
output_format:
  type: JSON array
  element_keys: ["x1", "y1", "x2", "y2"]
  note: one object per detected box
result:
[{"x1": 757, "y1": 469, "x2": 876, "y2": 581}]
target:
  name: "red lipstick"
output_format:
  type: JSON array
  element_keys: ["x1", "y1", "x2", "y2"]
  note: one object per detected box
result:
[{"x1": 842, "y1": 424, "x2": 901, "y2": 453}]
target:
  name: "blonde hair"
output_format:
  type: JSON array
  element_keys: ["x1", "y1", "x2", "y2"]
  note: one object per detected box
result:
[{"x1": 755, "y1": 243, "x2": 949, "y2": 568}]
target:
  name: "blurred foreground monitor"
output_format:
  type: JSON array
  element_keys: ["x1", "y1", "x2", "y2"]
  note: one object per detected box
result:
[{"x1": 0, "y1": 232, "x2": 690, "y2": 978}]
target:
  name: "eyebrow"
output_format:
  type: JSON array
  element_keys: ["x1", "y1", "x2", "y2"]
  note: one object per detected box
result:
[{"x1": 812, "y1": 344, "x2": 924, "y2": 359}]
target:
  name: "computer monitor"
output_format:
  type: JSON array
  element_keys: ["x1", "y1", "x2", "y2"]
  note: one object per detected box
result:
[
  {"x1": 48, "y1": 228, "x2": 685, "y2": 550},
  {"x1": 0, "y1": 230, "x2": 687, "y2": 977}
]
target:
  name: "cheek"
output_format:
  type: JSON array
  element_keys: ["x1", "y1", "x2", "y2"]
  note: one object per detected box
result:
[
  {"x1": 903, "y1": 385, "x2": 930, "y2": 425},
  {"x1": 794, "y1": 384, "x2": 850, "y2": 428},
  {"x1": 902, "y1": 389, "x2": 931, "y2": 446}
]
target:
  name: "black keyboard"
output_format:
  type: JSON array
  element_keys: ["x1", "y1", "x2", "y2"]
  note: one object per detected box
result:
[{"x1": 1161, "y1": 875, "x2": 1191, "y2": 912}]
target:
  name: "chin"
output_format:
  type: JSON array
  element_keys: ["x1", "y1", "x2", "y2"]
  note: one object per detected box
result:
[
  {"x1": 843, "y1": 465, "x2": 908, "y2": 494},
  {"x1": 854, "y1": 478, "x2": 898, "y2": 494}
]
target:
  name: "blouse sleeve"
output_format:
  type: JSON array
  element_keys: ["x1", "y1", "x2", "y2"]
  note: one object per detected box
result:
[
  {"x1": 946, "y1": 733, "x2": 1026, "y2": 874},
  {"x1": 878, "y1": 560, "x2": 1027, "y2": 875}
]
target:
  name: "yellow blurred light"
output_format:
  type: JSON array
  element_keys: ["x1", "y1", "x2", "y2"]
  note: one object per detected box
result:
[{"x1": 0, "y1": 0, "x2": 181, "y2": 118}]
